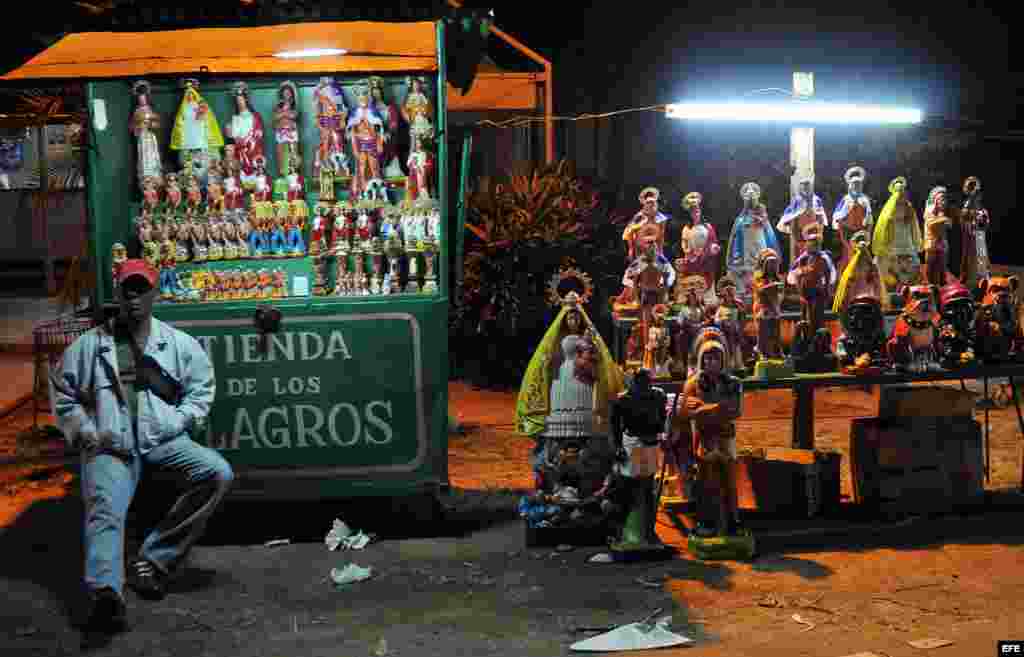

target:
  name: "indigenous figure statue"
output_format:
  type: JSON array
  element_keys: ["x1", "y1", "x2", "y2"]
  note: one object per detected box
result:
[
  {"x1": 347, "y1": 86, "x2": 385, "y2": 198},
  {"x1": 973, "y1": 275, "x2": 1020, "y2": 363},
  {"x1": 273, "y1": 81, "x2": 301, "y2": 179},
  {"x1": 402, "y1": 76, "x2": 434, "y2": 144},
  {"x1": 727, "y1": 182, "x2": 779, "y2": 307},
  {"x1": 679, "y1": 192, "x2": 721, "y2": 305},
  {"x1": 225, "y1": 81, "x2": 266, "y2": 188},
  {"x1": 713, "y1": 277, "x2": 746, "y2": 373},
  {"x1": 831, "y1": 166, "x2": 873, "y2": 275},
  {"x1": 752, "y1": 248, "x2": 785, "y2": 362},
  {"x1": 777, "y1": 178, "x2": 829, "y2": 263},
  {"x1": 958, "y1": 176, "x2": 991, "y2": 289},
  {"x1": 922, "y1": 186, "x2": 954, "y2": 288},
  {"x1": 368, "y1": 76, "x2": 404, "y2": 179},
  {"x1": 672, "y1": 330, "x2": 744, "y2": 538},
  {"x1": 169, "y1": 78, "x2": 224, "y2": 186},
  {"x1": 787, "y1": 227, "x2": 837, "y2": 344},
  {"x1": 130, "y1": 80, "x2": 162, "y2": 190},
  {"x1": 312, "y1": 77, "x2": 349, "y2": 178},
  {"x1": 936, "y1": 280, "x2": 977, "y2": 368},
  {"x1": 872, "y1": 177, "x2": 923, "y2": 309},
  {"x1": 887, "y1": 285, "x2": 942, "y2": 372}
]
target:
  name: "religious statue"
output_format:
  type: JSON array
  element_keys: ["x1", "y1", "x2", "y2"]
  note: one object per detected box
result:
[
  {"x1": 234, "y1": 214, "x2": 251, "y2": 259},
  {"x1": 347, "y1": 86, "x2": 385, "y2": 198},
  {"x1": 273, "y1": 81, "x2": 301, "y2": 178},
  {"x1": 958, "y1": 176, "x2": 991, "y2": 290},
  {"x1": 642, "y1": 304, "x2": 673, "y2": 379},
  {"x1": 922, "y1": 186, "x2": 954, "y2": 288},
  {"x1": 402, "y1": 76, "x2": 434, "y2": 143},
  {"x1": 172, "y1": 218, "x2": 191, "y2": 263},
  {"x1": 368, "y1": 76, "x2": 404, "y2": 179},
  {"x1": 872, "y1": 177, "x2": 923, "y2": 309},
  {"x1": 620, "y1": 242, "x2": 676, "y2": 344},
  {"x1": 222, "y1": 145, "x2": 245, "y2": 214},
  {"x1": 206, "y1": 216, "x2": 224, "y2": 261},
  {"x1": 831, "y1": 166, "x2": 873, "y2": 275},
  {"x1": 887, "y1": 285, "x2": 942, "y2": 372},
  {"x1": 406, "y1": 135, "x2": 434, "y2": 202},
  {"x1": 679, "y1": 192, "x2": 721, "y2": 305},
  {"x1": 752, "y1": 248, "x2": 785, "y2": 363},
  {"x1": 157, "y1": 223, "x2": 178, "y2": 300},
  {"x1": 225, "y1": 81, "x2": 266, "y2": 188},
  {"x1": 269, "y1": 203, "x2": 288, "y2": 257},
  {"x1": 130, "y1": 80, "x2": 162, "y2": 191},
  {"x1": 623, "y1": 187, "x2": 668, "y2": 262},
  {"x1": 727, "y1": 182, "x2": 779, "y2": 307},
  {"x1": 672, "y1": 329, "x2": 744, "y2": 538},
  {"x1": 832, "y1": 230, "x2": 883, "y2": 324},
  {"x1": 936, "y1": 280, "x2": 976, "y2": 368},
  {"x1": 189, "y1": 215, "x2": 208, "y2": 263},
  {"x1": 221, "y1": 218, "x2": 238, "y2": 260},
  {"x1": 163, "y1": 172, "x2": 183, "y2": 217},
  {"x1": 713, "y1": 277, "x2": 746, "y2": 373},
  {"x1": 787, "y1": 228, "x2": 837, "y2": 372},
  {"x1": 142, "y1": 175, "x2": 161, "y2": 214},
  {"x1": 170, "y1": 78, "x2": 224, "y2": 186},
  {"x1": 777, "y1": 178, "x2": 829, "y2": 263},
  {"x1": 672, "y1": 289, "x2": 705, "y2": 379},
  {"x1": 111, "y1": 243, "x2": 127, "y2": 295},
  {"x1": 313, "y1": 77, "x2": 349, "y2": 178},
  {"x1": 973, "y1": 275, "x2": 1020, "y2": 364},
  {"x1": 184, "y1": 174, "x2": 202, "y2": 215}
]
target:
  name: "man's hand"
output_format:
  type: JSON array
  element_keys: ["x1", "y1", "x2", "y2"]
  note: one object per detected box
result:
[{"x1": 75, "y1": 427, "x2": 100, "y2": 451}]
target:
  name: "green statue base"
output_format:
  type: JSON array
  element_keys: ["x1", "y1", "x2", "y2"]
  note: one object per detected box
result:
[
  {"x1": 687, "y1": 530, "x2": 756, "y2": 561},
  {"x1": 752, "y1": 358, "x2": 793, "y2": 380}
]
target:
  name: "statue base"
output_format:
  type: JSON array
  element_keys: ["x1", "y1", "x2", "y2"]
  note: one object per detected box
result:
[
  {"x1": 687, "y1": 530, "x2": 756, "y2": 561},
  {"x1": 753, "y1": 358, "x2": 793, "y2": 380}
]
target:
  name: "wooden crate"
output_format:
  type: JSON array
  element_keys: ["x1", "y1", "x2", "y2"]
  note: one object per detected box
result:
[
  {"x1": 850, "y1": 417, "x2": 983, "y2": 513},
  {"x1": 728, "y1": 448, "x2": 842, "y2": 517},
  {"x1": 878, "y1": 385, "x2": 977, "y2": 419}
]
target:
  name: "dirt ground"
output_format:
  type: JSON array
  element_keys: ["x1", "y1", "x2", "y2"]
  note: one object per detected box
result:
[{"x1": 0, "y1": 382, "x2": 1023, "y2": 657}]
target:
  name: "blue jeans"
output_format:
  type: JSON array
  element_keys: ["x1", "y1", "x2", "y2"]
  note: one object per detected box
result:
[{"x1": 80, "y1": 436, "x2": 233, "y2": 595}]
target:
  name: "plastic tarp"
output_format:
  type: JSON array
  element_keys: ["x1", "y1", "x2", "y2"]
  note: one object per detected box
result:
[{"x1": 1, "y1": 22, "x2": 438, "y2": 80}]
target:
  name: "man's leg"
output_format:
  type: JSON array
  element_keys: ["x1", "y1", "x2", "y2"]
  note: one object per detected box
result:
[{"x1": 132, "y1": 437, "x2": 233, "y2": 597}]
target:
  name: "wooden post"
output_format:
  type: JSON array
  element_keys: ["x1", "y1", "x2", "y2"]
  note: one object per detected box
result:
[
  {"x1": 788, "y1": 72, "x2": 815, "y2": 261},
  {"x1": 792, "y1": 384, "x2": 815, "y2": 450}
]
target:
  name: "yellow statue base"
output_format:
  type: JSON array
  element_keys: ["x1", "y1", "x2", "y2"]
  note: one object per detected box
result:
[{"x1": 752, "y1": 358, "x2": 793, "y2": 380}]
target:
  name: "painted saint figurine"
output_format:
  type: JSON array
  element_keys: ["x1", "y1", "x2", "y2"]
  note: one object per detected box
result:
[
  {"x1": 623, "y1": 187, "x2": 668, "y2": 262},
  {"x1": 777, "y1": 178, "x2": 829, "y2": 263},
  {"x1": 922, "y1": 186, "x2": 954, "y2": 288},
  {"x1": 110, "y1": 243, "x2": 128, "y2": 295},
  {"x1": 726, "y1": 182, "x2": 779, "y2": 307},
  {"x1": 402, "y1": 76, "x2": 434, "y2": 143},
  {"x1": 169, "y1": 78, "x2": 224, "y2": 186},
  {"x1": 642, "y1": 304, "x2": 672, "y2": 378},
  {"x1": 936, "y1": 280, "x2": 976, "y2": 368},
  {"x1": 679, "y1": 192, "x2": 721, "y2": 305},
  {"x1": 406, "y1": 135, "x2": 434, "y2": 201},
  {"x1": 347, "y1": 86, "x2": 385, "y2": 198},
  {"x1": 130, "y1": 80, "x2": 162, "y2": 191},
  {"x1": 887, "y1": 285, "x2": 942, "y2": 372},
  {"x1": 313, "y1": 77, "x2": 349, "y2": 178},
  {"x1": 872, "y1": 177, "x2": 923, "y2": 309},
  {"x1": 832, "y1": 166, "x2": 873, "y2": 276},
  {"x1": 752, "y1": 248, "x2": 785, "y2": 362},
  {"x1": 368, "y1": 76, "x2": 404, "y2": 179},
  {"x1": 713, "y1": 277, "x2": 746, "y2": 373},
  {"x1": 787, "y1": 228, "x2": 837, "y2": 370},
  {"x1": 164, "y1": 172, "x2": 183, "y2": 216},
  {"x1": 273, "y1": 81, "x2": 301, "y2": 178},
  {"x1": 225, "y1": 81, "x2": 266, "y2": 188},
  {"x1": 959, "y1": 176, "x2": 991, "y2": 289},
  {"x1": 832, "y1": 231, "x2": 883, "y2": 323},
  {"x1": 672, "y1": 289, "x2": 705, "y2": 379}
]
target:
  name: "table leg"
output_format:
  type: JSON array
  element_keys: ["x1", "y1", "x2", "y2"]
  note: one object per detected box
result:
[
  {"x1": 1008, "y1": 376, "x2": 1024, "y2": 491},
  {"x1": 792, "y1": 384, "x2": 814, "y2": 450},
  {"x1": 984, "y1": 376, "x2": 990, "y2": 481}
]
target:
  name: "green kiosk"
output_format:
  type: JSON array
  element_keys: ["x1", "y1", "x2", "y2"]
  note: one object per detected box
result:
[{"x1": 4, "y1": 20, "x2": 461, "y2": 502}]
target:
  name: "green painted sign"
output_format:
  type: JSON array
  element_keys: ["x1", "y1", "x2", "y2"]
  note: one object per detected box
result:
[{"x1": 172, "y1": 313, "x2": 427, "y2": 474}]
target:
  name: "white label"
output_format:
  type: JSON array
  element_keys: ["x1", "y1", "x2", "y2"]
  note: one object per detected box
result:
[
  {"x1": 292, "y1": 275, "x2": 309, "y2": 297},
  {"x1": 91, "y1": 99, "x2": 108, "y2": 132}
]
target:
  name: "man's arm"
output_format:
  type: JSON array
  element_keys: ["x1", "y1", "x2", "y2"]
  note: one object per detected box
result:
[
  {"x1": 49, "y1": 334, "x2": 98, "y2": 448},
  {"x1": 163, "y1": 332, "x2": 216, "y2": 439}
]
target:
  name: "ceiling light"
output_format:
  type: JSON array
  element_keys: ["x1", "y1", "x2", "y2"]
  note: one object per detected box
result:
[
  {"x1": 273, "y1": 48, "x2": 348, "y2": 59},
  {"x1": 665, "y1": 102, "x2": 922, "y2": 124}
]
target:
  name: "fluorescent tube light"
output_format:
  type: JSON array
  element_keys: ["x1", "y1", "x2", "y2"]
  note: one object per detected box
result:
[
  {"x1": 273, "y1": 48, "x2": 348, "y2": 59},
  {"x1": 665, "y1": 102, "x2": 922, "y2": 124}
]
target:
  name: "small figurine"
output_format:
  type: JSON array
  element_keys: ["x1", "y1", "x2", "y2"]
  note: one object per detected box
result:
[
  {"x1": 835, "y1": 297, "x2": 888, "y2": 375},
  {"x1": 887, "y1": 285, "x2": 942, "y2": 372},
  {"x1": 142, "y1": 175, "x2": 161, "y2": 213},
  {"x1": 368, "y1": 76, "x2": 404, "y2": 179},
  {"x1": 642, "y1": 304, "x2": 672, "y2": 378},
  {"x1": 206, "y1": 172, "x2": 225, "y2": 216},
  {"x1": 406, "y1": 135, "x2": 434, "y2": 202},
  {"x1": 672, "y1": 289, "x2": 705, "y2": 379},
  {"x1": 832, "y1": 231, "x2": 883, "y2": 321},
  {"x1": 385, "y1": 237, "x2": 404, "y2": 294},
  {"x1": 189, "y1": 216, "x2": 208, "y2": 263},
  {"x1": 206, "y1": 217, "x2": 224, "y2": 261},
  {"x1": 752, "y1": 248, "x2": 785, "y2": 363},
  {"x1": 222, "y1": 146, "x2": 245, "y2": 214},
  {"x1": 285, "y1": 155, "x2": 306, "y2": 203},
  {"x1": 620, "y1": 242, "x2": 676, "y2": 341},
  {"x1": 225, "y1": 81, "x2": 266, "y2": 188},
  {"x1": 130, "y1": 80, "x2": 163, "y2": 191},
  {"x1": 273, "y1": 81, "x2": 301, "y2": 178},
  {"x1": 727, "y1": 182, "x2": 779, "y2": 307},
  {"x1": 212, "y1": 270, "x2": 230, "y2": 302},
  {"x1": 221, "y1": 218, "x2": 239, "y2": 260},
  {"x1": 353, "y1": 255, "x2": 369, "y2": 295},
  {"x1": 356, "y1": 208, "x2": 372, "y2": 250},
  {"x1": 331, "y1": 207, "x2": 353, "y2": 255},
  {"x1": 169, "y1": 78, "x2": 224, "y2": 185},
  {"x1": 936, "y1": 280, "x2": 976, "y2": 368},
  {"x1": 258, "y1": 268, "x2": 273, "y2": 299},
  {"x1": 271, "y1": 269, "x2": 287, "y2": 298},
  {"x1": 334, "y1": 255, "x2": 351, "y2": 296},
  {"x1": 309, "y1": 206, "x2": 328, "y2": 257},
  {"x1": 234, "y1": 215, "x2": 251, "y2": 259},
  {"x1": 402, "y1": 76, "x2": 435, "y2": 143},
  {"x1": 622, "y1": 187, "x2": 667, "y2": 263},
  {"x1": 313, "y1": 77, "x2": 349, "y2": 178},
  {"x1": 158, "y1": 224, "x2": 178, "y2": 300},
  {"x1": 973, "y1": 275, "x2": 1019, "y2": 363},
  {"x1": 185, "y1": 174, "x2": 203, "y2": 214},
  {"x1": 872, "y1": 177, "x2": 923, "y2": 309},
  {"x1": 111, "y1": 242, "x2": 128, "y2": 295},
  {"x1": 347, "y1": 86, "x2": 385, "y2": 198},
  {"x1": 368, "y1": 242, "x2": 385, "y2": 295},
  {"x1": 244, "y1": 270, "x2": 260, "y2": 299},
  {"x1": 269, "y1": 203, "x2": 288, "y2": 257},
  {"x1": 958, "y1": 176, "x2": 991, "y2": 289},
  {"x1": 832, "y1": 166, "x2": 873, "y2": 275},
  {"x1": 787, "y1": 228, "x2": 837, "y2": 373},
  {"x1": 285, "y1": 214, "x2": 305, "y2": 258},
  {"x1": 679, "y1": 192, "x2": 721, "y2": 306},
  {"x1": 172, "y1": 219, "x2": 190, "y2": 263},
  {"x1": 777, "y1": 178, "x2": 829, "y2": 263},
  {"x1": 922, "y1": 186, "x2": 954, "y2": 288},
  {"x1": 164, "y1": 172, "x2": 183, "y2": 216},
  {"x1": 713, "y1": 277, "x2": 747, "y2": 373}
]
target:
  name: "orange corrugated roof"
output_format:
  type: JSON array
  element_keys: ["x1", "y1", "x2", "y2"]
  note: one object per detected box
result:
[{"x1": 2, "y1": 22, "x2": 438, "y2": 80}]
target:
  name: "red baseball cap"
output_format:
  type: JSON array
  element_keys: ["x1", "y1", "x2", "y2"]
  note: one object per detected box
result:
[{"x1": 117, "y1": 259, "x2": 158, "y2": 287}]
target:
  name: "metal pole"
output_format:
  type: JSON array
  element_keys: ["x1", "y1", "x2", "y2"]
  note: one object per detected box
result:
[
  {"x1": 36, "y1": 125, "x2": 56, "y2": 296},
  {"x1": 984, "y1": 376, "x2": 990, "y2": 481}
]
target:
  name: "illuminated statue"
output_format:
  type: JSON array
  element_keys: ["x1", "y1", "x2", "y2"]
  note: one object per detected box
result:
[
  {"x1": 225, "y1": 81, "x2": 266, "y2": 188},
  {"x1": 922, "y1": 186, "x2": 953, "y2": 288},
  {"x1": 170, "y1": 78, "x2": 224, "y2": 186},
  {"x1": 958, "y1": 176, "x2": 991, "y2": 289},
  {"x1": 679, "y1": 192, "x2": 721, "y2": 305},
  {"x1": 777, "y1": 178, "x2": 829, "y2": 263},
  {"x1": 727, "y1": 182, "x2": 779, "y2": 307},
  {"x1": 872, "y1": 177, "x2": 922, "y2": 309},
  {"x1": 130, "y1": 80, "x2": 162, "y2": 191},
  {"x1": 832, "y1": 166, "x2": 873, "y2": 275}
]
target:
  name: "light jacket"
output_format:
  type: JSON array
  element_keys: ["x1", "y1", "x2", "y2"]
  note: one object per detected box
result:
[{"x1": 50, "y1": 317, "x2": 215, "y2": 455}]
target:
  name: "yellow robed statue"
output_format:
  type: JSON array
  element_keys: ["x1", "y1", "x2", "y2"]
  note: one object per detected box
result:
[
  {"x1": 515, "y1": 292, "x2": 624, "y2": 439},
  {"x1": 170, "y1": 79, "x2": 225, "y2": 158}
]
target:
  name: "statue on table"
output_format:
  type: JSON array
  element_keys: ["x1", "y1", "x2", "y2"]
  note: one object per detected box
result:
[
  {"x1": 672, "y1": 330, "x2": 744, "y2": 538},
  {"x1": 402, "y1": 76, "x2": 435, "y2": 144},
  {"x1": 777, "y1": 178, "x2": 829, "y2": 263},
  {"x1": 727, "y1": 182, "x2": 779, "y2": 307},
  {"x1": 958, "y1": 176, "x2": 991, "y2": 290},
  {"x1": 936, "y1": 280, "x2": 977, "y2": 368},
  {"x1": 347, "y1": 86, "x2": 385, "y2": 198},
  {"x1": 752, "y1": 248, "x2": 785, "y2": 363},
  {"x1": 225, "y1": 81, "x2": 266, "y2": 189},
  {"x1": 111, "y1": 243, "x2": 128, "y2": 296},
  {"x1": 887, "y1": 285, "x2": 942, "y2": 372},
  {"x1": 787, "y1": 227, "x2": 837, "y2": 372},
  {"x1": 713, "y1": 277, "x2": 747, "y2": 373},
  {"x1": 163, "y1": 172, "x2": 183, "y2": 217},
  {"x1": 872, "y1": 177, "x2": 923, "y2": 309},
  {"x1": 922, "y1": 186, "x2": 954, "y2": 288},
  {"x1": 833, "y1": 231, "x2": 887, "y2": 374},
  {"x1": 273, "y1": 81, "x2": 301, "y2": 180},
  {"x1": 832, "y1": 166, "x2": 873, "y2": 276},
  {"x1": 623, "y1": 187, "x2": 667, "y2": 262},
  {"x1": 222, "y1": 145, "x2": 245, "y2": 214},
  {"x1": 620, "y1": 242, "x2": 675, "y2": 331},
  {"x1": 832, "y1": 231, "x2": 883, "y2": 321},
  {"x1": 406, "y1": 135, "x2": 434, "y2": 202},
  {"x1": 157, "y1": 223, "x2": 178, "y2": 300},
  {"x1": 313, "y1": 77, "x2": 349, "y2": 179},
  {"x1": 642, "y1": 304, "x2": 673, "y2": 379},
  {"x1": 679, "y1": 192, "x2": 721, "y2": 306},
  {"x1": 671, "y1": 289, "x2": 705, "y2": 379},
  {"x1": 973, "y1": 275, "x2": 1020, "y2": 364},
  {"x1": 142, "y1": 175, "x2": 161, "y2": 214},
  {"x1": 130, "y1": 80, "x2": 162, "y2": 191},
  {"x1": 170, "y1": 78, "x2": 224, "y2": 187},
  {"x1": 368, "y1": 76, "x2": 404, "y2": 179}
]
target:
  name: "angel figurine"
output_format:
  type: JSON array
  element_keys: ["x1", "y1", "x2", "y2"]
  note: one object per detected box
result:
[
  {"x1": 402, "y1": 76, "x2": 434, "y2": 143},
  {"x1": 273, "y1": 81, "x2": 301, "y2": 178},
  {"x1": 832, "y1": 166, "x2": 873, "y2": 275},
  {"x1": 726, "y1": 182, "x2": 779, "y2": 307},
  {"x1": 169, "y1": 78, "x2": 224, "y2": 185},
  {"x1": 313, "y1": 77, "x2": 349, "y2": 178},
  {"x1": 368, "y1": 76, "x2": 404, "y2": 179},
  {"x1": 130, "y1": 80, "x2": 162, "y2": 191},
  {"x1": 225, "y1": 81, "x2": 266, "y2": 188}
]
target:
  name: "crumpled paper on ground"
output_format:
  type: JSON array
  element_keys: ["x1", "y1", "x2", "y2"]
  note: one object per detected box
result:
[
  {"x1": 325, "y1": 518, "x2": 371, "y2": 551},
  {"x1": 329, "y1": 563, "x2": 374, "y2": 586},
  {"x1": 570, "y1": 616, "x2": 692, "y2": 652}
]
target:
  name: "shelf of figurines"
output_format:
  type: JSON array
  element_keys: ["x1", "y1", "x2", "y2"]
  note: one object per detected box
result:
[{"x1": 119, "y1": 196, "x2": 443, "y2": 303}]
